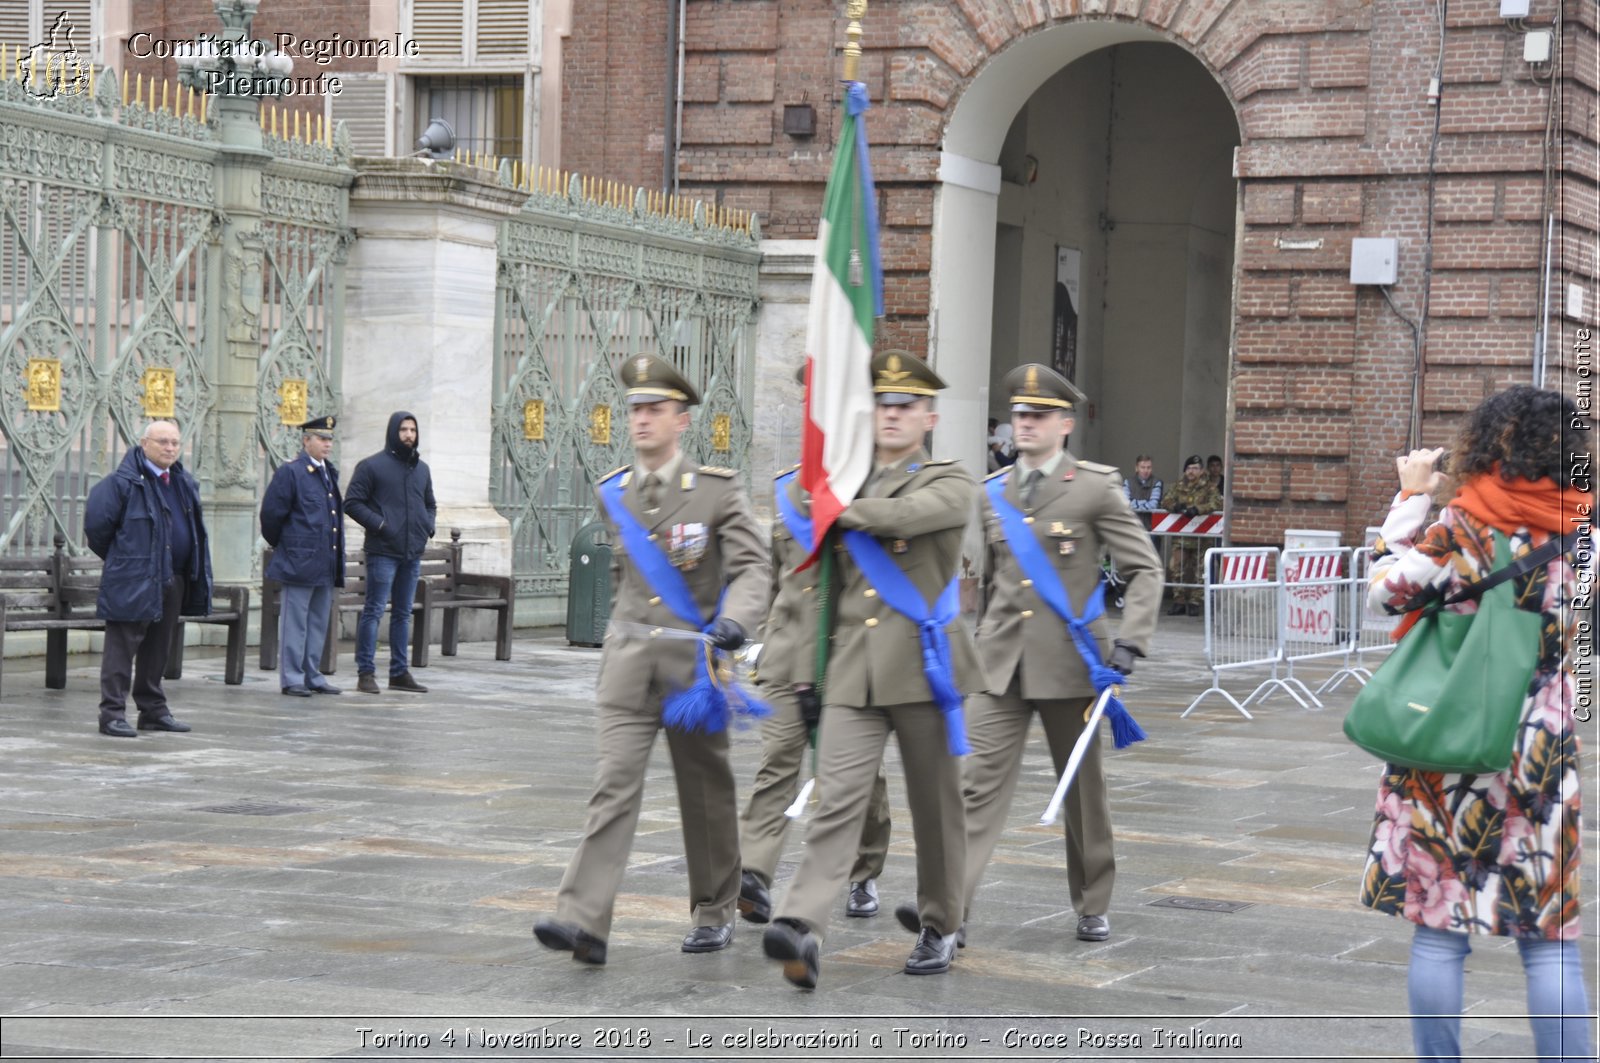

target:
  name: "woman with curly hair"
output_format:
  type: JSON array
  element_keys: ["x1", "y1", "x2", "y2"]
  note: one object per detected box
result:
[{"x1": 1361, "y1": 385, "x2": 1593, "y2": 1060}]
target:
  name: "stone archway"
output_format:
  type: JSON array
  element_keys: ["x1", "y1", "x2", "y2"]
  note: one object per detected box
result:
[{"x1": 929, "y1": 18, "x2": 1242, "y2": 486}]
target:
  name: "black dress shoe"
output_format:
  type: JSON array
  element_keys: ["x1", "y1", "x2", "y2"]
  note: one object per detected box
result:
[
  {"x1": 310, "y1": 683, "x2": 342, "y2": 695},
  {"x1": 137, "y1": 714, "x2": 191, "y2": 732},
  {"x1": 681, "y1": 923, "x2": 733, "y2": 953},
  {"x1": 1076, "y1": 914, "x2": 1110, "y2": 941},
  {"x1": 738, "y1": 870, "x2": 772, "y2": 924},
  {"x1": 904, "y1": 926, "x2": 957, "y2": 975},
  {"x1": 893, "y1": 902, "x2": 967, "y2": 947},
  {"x1": 533, "y1": 918, "x2": 607, "y2": 965},
  {"x1": 99, "y1": 719, "x2": 137, "y2": 738},
  {"x1": 762, "y1": 918, "x2": 820, "y2": 990},
  {"x1": 845, "y1": 879, "x2": 879, "y2": 917},
  {"x1": 281, "y1": 685, "x2": 313, "y2": 697}
]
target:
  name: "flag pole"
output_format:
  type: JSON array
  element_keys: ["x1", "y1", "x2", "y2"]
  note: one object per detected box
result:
[{"x1": 788, "y1": 0, "x2": 871, "y2": 821}]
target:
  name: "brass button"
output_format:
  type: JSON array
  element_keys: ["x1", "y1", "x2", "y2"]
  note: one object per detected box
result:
[
  {"x1": 864, "y1": 617, "x2": 879, "y2": 628},
  {"x1": 649, "y1": 628, "x2": 662, "y2": 638},
  {"x1": 648, "y1": 596, "x2": 661, "y2": 605},
  {"x1": 802, "y1": 585, "x2": 814, "y2": 593},
  {"x1": 1023, "y1": 516, "x2": 1035, "y2": 525},
  {"x1": 1020, "y1": 578, "x2": 1033, "y2": 588},
  {"x1": 863, "y1": 588, "x2": 877, "y2": 598},
  {"x1": 1021, "y1": 609, "x2": 1034, "y2": 619},
  {"x1": 648, "y1": 533, "x2": 659, "y2": 542}
]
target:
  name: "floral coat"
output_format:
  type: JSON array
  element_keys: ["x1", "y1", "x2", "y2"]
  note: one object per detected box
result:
[{"x1": 1358, "y1": 491, "x2": 1584, "y2": 940}]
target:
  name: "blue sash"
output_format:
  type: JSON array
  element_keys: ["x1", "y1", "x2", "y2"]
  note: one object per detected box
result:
[
  {"x1": 841, "y1": 528, "x2": 970, "y2": 756},
  {"x1": 598, "y1": 471, "x2": 769, "y2": 733},
  {"x1": 984, "y1": 473, "x2": 1146, "y2": 749},
  {"x1": 774, "y1": 470, "x2": 812, "y2": 547}
]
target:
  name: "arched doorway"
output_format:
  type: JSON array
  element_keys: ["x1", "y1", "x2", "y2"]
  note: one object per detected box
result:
[{"x1": 931, "y1": 24, "x2": 1241, "y2": 499}]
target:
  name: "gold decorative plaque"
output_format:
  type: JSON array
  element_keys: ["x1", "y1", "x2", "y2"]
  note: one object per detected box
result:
[
  {"x1": 277, "y1": 378, "x2": 308, "y2": 426},
  {"x1": 711, "y1": 412, "x2": 732, "y2": 453},
  {"x1": 140, "y1": 366, "x2": 176, "y2": 419},
  {"x1": 25, "y1": 358, "x2": 61, "y2": 412},
  {"x1": 589, "y1": 404, "x2": 612, "y2": 445},
  {"x1": 522, "y1": 399, "x2": 546, "y2": 441}
]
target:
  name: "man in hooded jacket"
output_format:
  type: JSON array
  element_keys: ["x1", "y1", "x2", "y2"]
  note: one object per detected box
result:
[{"x1": 344, "y1": 411, "x2": 436, "y2": 694}]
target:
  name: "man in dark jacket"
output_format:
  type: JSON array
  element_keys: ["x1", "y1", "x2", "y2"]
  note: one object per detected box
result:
[
  {"x1": 260, "y1": 414, "x2": 346, "y2": 697},
  {"x1": 343, "y1": 411, "x2": 436, "y2": 694},
  {"x1": 84, "y1": 420, "x2": 213, "y2": 738}
]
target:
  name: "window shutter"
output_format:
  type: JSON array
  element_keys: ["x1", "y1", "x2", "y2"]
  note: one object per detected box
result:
[
  {"x1": 328, "y1": 72, "x2": 392, "y2": 156},
  {"x1": 40, "y1": 0, "x2": 91, "y2": 61},
  {"x1": 410, "y1": 0, "x2": 464, "y2": 61},
  {"x1": 475, "y1": 0, "x2": 530, "y2": 60},
  {"x1": 0, "y1": 0, "x2": 29, "y2": 54}
]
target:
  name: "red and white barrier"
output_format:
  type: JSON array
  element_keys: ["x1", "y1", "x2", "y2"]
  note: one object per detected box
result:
[{"x1": 1149, "y1": 511, "x2": 1224, "y2": 535}]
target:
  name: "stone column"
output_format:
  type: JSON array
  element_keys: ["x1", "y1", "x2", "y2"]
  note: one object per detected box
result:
[
  {"x1": 931, "y1": 152, "x2": 1002, "y2": 608},
  {"x1": 342, "y1": 159, "x2": 524, "y2": 576},
  {"x1": 750, "y1": 239, "x2": 817, "y2": 523}
]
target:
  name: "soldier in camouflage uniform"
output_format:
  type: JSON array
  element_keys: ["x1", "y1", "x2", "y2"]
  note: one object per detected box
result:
[{"x1": 1163, "y1": 454, "x2": 1223, "y2": 615}]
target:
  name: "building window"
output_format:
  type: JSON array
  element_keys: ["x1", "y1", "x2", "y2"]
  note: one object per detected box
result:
[{"x1": 412, "y1": 75, "x2": 524, "y2": 163}]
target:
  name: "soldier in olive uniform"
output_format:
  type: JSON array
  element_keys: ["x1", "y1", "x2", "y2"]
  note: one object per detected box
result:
[
  {"x1": 956, "y1": 364, "x2": 1163, "y2": 946},
  {"x1": 737, "y1": 458, "x2": 893, "y2": 925},
  {"x1": 534, "y1": 353, "x2": 770, "y2": 965},
  {"x1": 763, "y1": 351, "x2": 985, "y2": 989},
  {"x1": 1164, "y1": 454, "x2": 1223, "y2": 615}
]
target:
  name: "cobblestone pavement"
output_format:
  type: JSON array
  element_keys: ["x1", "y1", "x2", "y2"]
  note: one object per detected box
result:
[{"x1": 0, "y1": 617, "x2": 1594, "y2": 1061}]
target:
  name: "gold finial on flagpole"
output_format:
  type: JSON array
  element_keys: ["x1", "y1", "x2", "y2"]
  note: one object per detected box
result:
[{"x1": 843, "y1": 0, "x2": 867, "y2": 84}]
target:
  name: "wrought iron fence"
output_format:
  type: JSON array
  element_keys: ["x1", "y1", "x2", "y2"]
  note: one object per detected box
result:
[
  {"x1": 492, "y1": 174, "x2": 761, "y2": 613},
  {"x1": 0, "y1": 68, "x2": 351, "y2": 558}
]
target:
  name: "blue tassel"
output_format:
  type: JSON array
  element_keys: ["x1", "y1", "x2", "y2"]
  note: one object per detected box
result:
[
  {"x1": 1087, "y1": 663, "x2": 1146, "y2": 750},
  {"x1": 726, "y1": 683, "x2": 774, "y2": 728},
  {"x1": 662, "y1": 673, "x2": 728, "y2": 734},
  {"x1": 1104, "y1": 697, "x2": 1147, "y2": 750}
]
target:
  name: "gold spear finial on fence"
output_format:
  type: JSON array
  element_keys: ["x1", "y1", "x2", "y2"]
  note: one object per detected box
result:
[{"x1": 843, "y1": 0, "x2": 868, "y2": 84}]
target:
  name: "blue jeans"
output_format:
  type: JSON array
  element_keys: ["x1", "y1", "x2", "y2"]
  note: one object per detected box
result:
[
  {"x1": 1409, "y1": 924, "x2": 1594, "y2": 1061},
  {"x1": 355, "y1": 554, "x2": 420, "y2": 678}
]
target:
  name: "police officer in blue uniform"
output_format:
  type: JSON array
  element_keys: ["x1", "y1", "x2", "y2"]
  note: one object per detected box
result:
[{"x1": 261, "y1": 414, "x2": 346, "y2": 696}]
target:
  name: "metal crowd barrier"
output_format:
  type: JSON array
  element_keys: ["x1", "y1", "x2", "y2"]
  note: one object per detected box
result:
[
  {"x1": 1143, "y1": 509, "x2": 1225, "y2": 598},
  {"x1": 1182, "y1": 547, "x2": 1283, "y2": 719},
  {"x1": 1183, "y1": 542, "x2": 1402, "y2": 718}
]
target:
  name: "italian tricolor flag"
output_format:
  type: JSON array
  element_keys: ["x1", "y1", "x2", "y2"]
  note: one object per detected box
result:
[{"x1": 800, "y1": 80, "x2": 882, "y2": 553}]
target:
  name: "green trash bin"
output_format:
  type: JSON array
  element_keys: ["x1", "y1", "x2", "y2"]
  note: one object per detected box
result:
[{"x1": 566, "y1": 521, "x2": 614, "y2": 647}]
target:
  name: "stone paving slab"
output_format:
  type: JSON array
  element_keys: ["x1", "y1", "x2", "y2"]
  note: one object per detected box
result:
[{"x1": 0, "y1": 617, "x2": 1594, "y2": 1061}]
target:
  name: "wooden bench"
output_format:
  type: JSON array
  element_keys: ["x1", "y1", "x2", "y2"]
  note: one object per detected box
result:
[
  {"x1": 0, "y1": 534, "x2": 250, "y2": 697},
  {"x1": 260, "y1": 528, "x2": 514, "y2": 674}
]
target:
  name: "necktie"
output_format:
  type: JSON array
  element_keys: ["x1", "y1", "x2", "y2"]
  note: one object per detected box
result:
[
  {"x1": 159, "y1": 471, "x2": 170, "y2": 485},
  {"x1": 1021, "y1": 469, "x2": 1042, "y2": 507},
  {"x1": 640, "y1": 473, "x2": 661, "y2": 512}
]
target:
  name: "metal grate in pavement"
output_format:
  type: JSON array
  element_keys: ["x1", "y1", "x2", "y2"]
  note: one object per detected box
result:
[
  {"x1": 191, "y1": 802, "x2": 317, "y2": 816},
  {"x1": 1147, "y1": 895, "x2": 1253, "y2": 914}
]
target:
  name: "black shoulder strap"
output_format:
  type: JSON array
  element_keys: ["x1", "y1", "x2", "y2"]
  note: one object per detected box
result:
[{"x1": 1437, "y1": 531, "x2": 1579, "y2": 607}]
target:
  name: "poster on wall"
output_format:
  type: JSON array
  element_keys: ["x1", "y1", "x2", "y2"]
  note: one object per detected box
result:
[{"x1": 1052, "y1": 246, "x2": 1080, "y2": 382}]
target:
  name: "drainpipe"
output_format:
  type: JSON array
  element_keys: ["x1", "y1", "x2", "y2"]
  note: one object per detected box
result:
[{"x1": 663, "y1": 0, "x2": 686, "y2": 195}]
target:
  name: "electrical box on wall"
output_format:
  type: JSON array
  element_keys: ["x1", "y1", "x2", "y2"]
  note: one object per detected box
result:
[
  {"x1": 1524, "y1": 30, "x2": 1552, "y2": 63},
  {"x1": 1350, "y1": 238, "x2": 1399, "y2": 286},
  {"x1": 1499, "y1": 0, "x2": 1530, "y2": 17}
]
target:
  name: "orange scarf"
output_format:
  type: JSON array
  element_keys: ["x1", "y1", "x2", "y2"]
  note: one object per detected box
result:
[
  {"x1": 1449, "y1": 468, "x2": 1591, "y2": 542},
  {"x1": 1390, "y1": 468, "x2": 1591, "y2": 641}
]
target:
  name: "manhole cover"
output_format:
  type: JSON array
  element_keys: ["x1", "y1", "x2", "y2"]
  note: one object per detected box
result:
[
  {"x1": 191, "y1": 802, "x2": 316, "y2": 816},
  {"x1": 1147, "y1": 896, "x2": 1253, "y2": 914}
]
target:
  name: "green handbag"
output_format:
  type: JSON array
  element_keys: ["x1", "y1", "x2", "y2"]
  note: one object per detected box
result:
[{"x1": 1343, "y1": 531, "x2": 1554, "y2": 775}]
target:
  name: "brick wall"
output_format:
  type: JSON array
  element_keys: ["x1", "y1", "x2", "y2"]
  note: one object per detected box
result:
[{"x1": 554, "y1": 0, "x2": 1596, "y2": 545}]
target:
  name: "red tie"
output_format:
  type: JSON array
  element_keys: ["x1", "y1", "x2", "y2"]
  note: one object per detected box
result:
[{"x1": 159, "y1": 471, "x2": 169, "y2": 485}]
